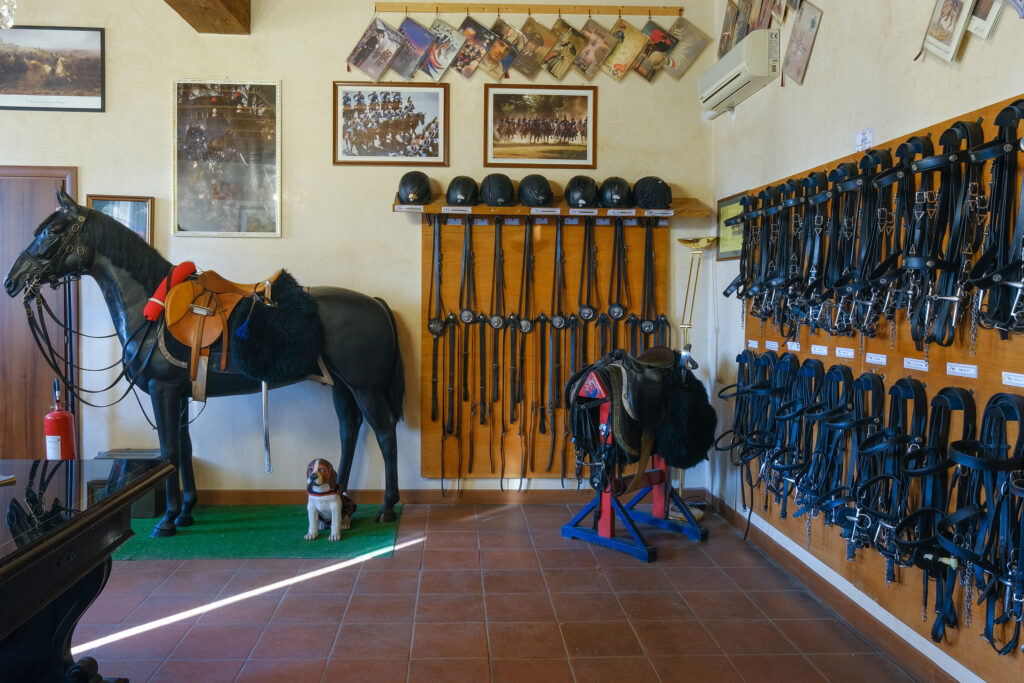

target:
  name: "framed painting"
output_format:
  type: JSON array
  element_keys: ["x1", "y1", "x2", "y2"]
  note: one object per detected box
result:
[
  {"x1": 86, "y1": 195, "x2": 153, "y2": 245},
  {"x1": 0, "y1": 26, "x2": 104, "y2": 111},
  {"x1": 484, "y1": 84, "x2": 596, "y2": 169},
  {"x1": 333, "y1": 82, "x2": 448, "y2": 166},
  {"x1": 717, "y1": 194, "x2": 746, "y2": 261},
  {"x1": 173, "y1": 80, "x2": 281, "y2": 237}
]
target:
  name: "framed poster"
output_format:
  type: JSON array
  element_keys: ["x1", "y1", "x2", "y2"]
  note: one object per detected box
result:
[
  {"x1": 0, "y1": 26, "x2": 104, "y2": 111},
  {"x1": 333, "y1": 82, "x2": 448, "y2": 166},
  {"x1": 717, "y1": 194, "x2": 746, "y2": 261},
  {"x1": 484, "y1": 84, "x2": 596, "y2": 169},
  {"x1": 967, "y1": 0, "x2": 1005, "y2": 39},
  {"x1": 173, "y1": 80, "x2": 280, "y2": 237},
  {"x1": 86, "y1": 195, "x2": 153, "y2": 245},
  {"x1": 783, "y1": 1, "x2": 822, "y2": 84},
  {"x1": 924, "y1": 0, "x2": 976, "y2": 62}
]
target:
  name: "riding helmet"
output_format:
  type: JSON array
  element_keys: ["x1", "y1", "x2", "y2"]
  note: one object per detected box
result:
[
  {"x1": 633, "y1": 176, "x2": 672, "y2": 210},
  {"x1": 445, "y1": 176, "x2": 480, "y2": 206},
  {"x1": 518, "y1": 174, "x2": 553, "y2": 207},
  {"x1": 564, "y1": 175, "x2": 599, "y2": 208},
  {"x1": 397, "y1": 170, "x2": 432, "y2": 204},
  {"x1": 481, "y1": 173, "x2": 516, "y2": 207},
  {"x1": 600, "y1": 176, "x2": 633, "y2": 208}
]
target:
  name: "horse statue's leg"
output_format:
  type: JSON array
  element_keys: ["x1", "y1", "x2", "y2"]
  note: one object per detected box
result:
[
  {"x1": 352, "y1": 389, "x2": 400, "y2": 523},
  {"x1": 330, "y1": 380, "x2": 364, "y2": 498},
  {"x1": 174, "y1": 415, "x2": 197, "y2": 527},
  {"x1": 148, "y1": 380, "x2": 189, "y2": 537}
]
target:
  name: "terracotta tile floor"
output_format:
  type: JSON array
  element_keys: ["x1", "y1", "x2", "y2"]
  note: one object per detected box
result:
[{"x1": 72, "y1": 504, "x2": 915, "y2": 682}]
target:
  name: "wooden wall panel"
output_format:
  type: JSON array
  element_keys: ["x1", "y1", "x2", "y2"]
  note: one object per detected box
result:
[{"x1": 737, "y1": 94, "x2": 1024, "y2": 681}]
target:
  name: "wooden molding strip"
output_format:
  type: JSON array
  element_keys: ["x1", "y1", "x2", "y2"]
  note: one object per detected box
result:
[
  {"x1": 374, "y1": 3, "x2": 686, "y2": 17},
  {"x1": 704, "y1": 492, "x2": 957, "y2": 683}
]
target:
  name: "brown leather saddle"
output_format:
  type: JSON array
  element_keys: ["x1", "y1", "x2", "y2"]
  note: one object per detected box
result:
[{"x1": 165, "y1": 269, "x2": 282, "y2": 398}]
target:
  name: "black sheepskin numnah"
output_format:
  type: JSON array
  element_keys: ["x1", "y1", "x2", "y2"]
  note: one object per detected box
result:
[
  {"x1": 230, "y1": 270, "x2": 323, "y2": 383},
  {"x1": 653, "y1": 366, "x2": 718, "y2": 470}
]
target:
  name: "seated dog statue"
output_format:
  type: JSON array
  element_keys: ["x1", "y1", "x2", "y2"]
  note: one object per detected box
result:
[{"x1": 305, "y1": 458, "x2": 356, "y2": 541}]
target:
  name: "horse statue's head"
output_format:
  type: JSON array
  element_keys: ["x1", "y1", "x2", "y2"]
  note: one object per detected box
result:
[{"x1": 5, "y1": 189, "x2": 94, "y2": 299}]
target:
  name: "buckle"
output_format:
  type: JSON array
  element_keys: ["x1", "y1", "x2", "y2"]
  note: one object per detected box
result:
[
  {"x1": 189, "y1": 304, "x2": 214, "y2": 316},
  {"x1": 874, "y1": 520, "x2": 895, "y2": 547}
]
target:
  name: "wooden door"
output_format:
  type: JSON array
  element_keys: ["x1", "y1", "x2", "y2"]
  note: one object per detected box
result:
[{"x1": 0, "y1": 167, "x2": 77, "y2": 459}]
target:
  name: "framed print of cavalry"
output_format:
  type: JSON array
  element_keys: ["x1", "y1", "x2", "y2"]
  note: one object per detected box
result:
[
  {"x1": 333, "y1": 81, "x2": 449, "y2": 166},
  {"x1": 86, "y1": 195, "x2": 153, "y2": 245},
  {"x1": 0, "y1": 26, "x2": 104, "y2": 111},
  {"x1": 484, "y1": 84, "x2": 596, "y2": 169},
  {"x1": 173, "y1": 80, "x2": 281, "y2": 237}
]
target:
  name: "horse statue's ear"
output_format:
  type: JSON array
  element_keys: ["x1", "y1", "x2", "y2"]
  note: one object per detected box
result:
[{"x1": 55, "y1": 188, "x2": 77, "y2": 213}]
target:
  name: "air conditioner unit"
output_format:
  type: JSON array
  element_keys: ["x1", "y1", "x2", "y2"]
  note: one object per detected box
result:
[{"x1": 699, "y1": 28, "x2": 781, "y2": 119}]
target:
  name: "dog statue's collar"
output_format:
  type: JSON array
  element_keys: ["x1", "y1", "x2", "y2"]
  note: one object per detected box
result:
[{"x1": 307, "y1": 483, "x2": 340, "y2": 497}]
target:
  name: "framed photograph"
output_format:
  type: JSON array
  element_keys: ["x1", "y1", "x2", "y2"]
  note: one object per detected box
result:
[
  {"x1": 173, "y1": 80, "x2": 280, "y2": 237},
  {"x1": 87, "y1": 195, "x2": 153, "y2": 244},
  {"x1": 719, "y1": 1, "x2": 739, "y2": 57},
  {"x1": 484, "y1": 84, "x2": 596, "y2": 169},
  {"x1": 967, "y1": 0, "x2": 1005, "y2": 39},
  {"x1": 783, "y1": 1, "x2": 822, "y2": 84},
  {"x1": 333, "y1": 82, "x2": 448, "y2": 166},
  {"x1": 924, "y1": 0, "x2": 975, "y2": 62},
  {"x1": 0, "y1": 26, "x2": 104, "y2": 112},
  {"x1": 717, "y1": 194, "x2": 746, "y2": 261}
]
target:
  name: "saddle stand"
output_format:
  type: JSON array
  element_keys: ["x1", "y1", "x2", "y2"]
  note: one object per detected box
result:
[{"x1": 562, "y1": 454, "x2": 707, "y2": 562}]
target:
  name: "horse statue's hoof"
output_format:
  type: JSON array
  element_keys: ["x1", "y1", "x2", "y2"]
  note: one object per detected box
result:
[
  {"x1": 375, "y1": 510, "x2": 397, "y2": 523},
  {"x1": 174, "y1": 514, "x2": 194, "y2": 527},
  {"x1": 151, "y1": 522, "x2": 177, "y2": 538}
]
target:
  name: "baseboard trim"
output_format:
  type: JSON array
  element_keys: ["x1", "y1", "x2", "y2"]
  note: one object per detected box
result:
[
  {"x1": 704, "y1": 492, "x2": 970, "y2": 683},
  {"x1": 197, "y1": 487, "x2": 707, "y2": 506}
]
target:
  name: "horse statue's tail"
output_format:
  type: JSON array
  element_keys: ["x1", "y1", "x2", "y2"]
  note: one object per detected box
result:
[{"x1": 376, "y1": 297, "x2": 405, "y2": 422}]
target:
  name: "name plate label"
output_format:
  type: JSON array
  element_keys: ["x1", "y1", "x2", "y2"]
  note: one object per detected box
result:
[
  {"x1": 533, "y1": 217, "x2": 549, "y2": 225},
  {"x1": 504, "y1": 217, "x2": 521, "y2": 225},
  {"x1": 472, "y1": 218, "x2": 489, "y2": 226},
  {"x1": 865, "y1": 352, "x2": 887, "y2": 366},
  {"x1": 787, "y1": 341, "x2": 801, "y2": 352},
  {"x1": 446, "y1": 218, "x2": 463, "y2": 226},
  {"x1": 904, "y1": 357, "x2": 929, "y2": 372},
  {"x1": 644, "y1": 209, "x2": 674, "y2": 217},
  {"x1": 748, "y1": 339, "x2": 759, "y2": 349},
  {"x1": 596, "y1": 218, "x2": 612, "y2": 226},
  {"x1": 607, "y1": 209, "x2": 637, "y2": 217},
  {"x1": 394, "y1": 204, "x2": 424, "y2": 213},
  {"x1": 568, "y1": 208, "x2": 599, "y2": 216},
  {"x1": 811, "y1": 344, "x2": 828, "y2": 356},
  {"x1": 624, "y1": 218, "x2": 639, "y2": 226},
  {"x1": 835, "y1": 347, "x2": 855, "y2": 359},
  {"x1": 946, "y1": 362, "x2": 978, "y2": 379},
  {"x1": 441, "y1": 205, "x2": 472, "y2": 214},
  {"x1": 564, "y1": 217, "x2": 581, "y2": 225},
  {"x1": 530, "y1": 207, "x2": 560, "y2": 215},
  {"x1": 657, "y1": 219, "x2": 669, "y2": 227},
  {"x1": 765, "y1": 340, "x2": 779, "y2": 351},
  {"x1": 1003, "y1": 371, "x2": 1024, "y2": 388}
]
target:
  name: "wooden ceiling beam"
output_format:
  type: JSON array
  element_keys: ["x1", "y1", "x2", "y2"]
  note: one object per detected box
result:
[{"x1": 164, "y1": 0, "x2": 250, "y2": 35}]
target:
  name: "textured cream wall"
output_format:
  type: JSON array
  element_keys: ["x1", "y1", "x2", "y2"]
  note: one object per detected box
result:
[{"x1": 1, "y1": 0, "x2": 717, "y2": 493}]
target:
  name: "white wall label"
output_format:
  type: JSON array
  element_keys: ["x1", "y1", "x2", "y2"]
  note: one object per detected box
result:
[
  {"x1": 473, "y1": 218, "x2": 489, "y2": 226},
  {"x1": 564, "y1": 217, "x2": 581, "y2": 225},
  {"x1": 657, "y1": 219, "x2": 669, "y2": 227},
  {"x1": 811, "y1": 344, "x2": 828, "y2": 356},
  {"x1": 446, "y1": 218, "x2": 463, "y2": 225},
  {"x1": 394, "y1": 204, "x2": 424, "y2": 213},
  {"x1": 765, "y1": 340, "x2": 779, "y2": 350},
  {"x1": 442, "y1": 205, "x2": 472, "y2": 214},
  {"x1": 748, "y1": 339, "x2": 759, "y2": 349},
  {"x1": 835, "y1": 347, "x2": 855, "y2": 359},
  {"x1": 504, "y1": 218, "x2": 521, "y2": 225},
  {"x1": 530, "y1": 207, "x2": 560, "y2": 215},
  {"x1": 1003, "y1": 371, "x2": 1024, "y2": 388},
  {"x1": 904, "y1": 357, "x2": 929, "y2": 372},
  {"x1": 855, "y1": 127, "x2": 874, "y2": 152},
  {"x1": 568, "y1": 208, "x2": 598, "y2": 216},
  {"x1": 596, "y1": 218, "x2": 611, "y2": 226},
  {"x1": 533, "y1": 217, "x2": 549, "y2": 224},
  {"x1": 607, "y1": 209, "x2": 637, "y2": 216},
  {"x1": 624, "y1": 218, "x2": 639, "y2": 226},
  {"x1": 865, "y1": 352, "x2": 887, "y2": 366},
  {"x1": 787, "y1": 341, "x2": 801, "y2": 351},
  {"x1": 946, "y1": 362, "x2": 978, "y2": 379},
  {"x1": 644, "y1": 209, "x2": 674, "y2": 217}
]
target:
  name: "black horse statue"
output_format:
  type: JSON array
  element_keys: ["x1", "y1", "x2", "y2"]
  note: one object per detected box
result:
[{"x1": 4, "y1": 190, "x2": 404, "y2": 537}]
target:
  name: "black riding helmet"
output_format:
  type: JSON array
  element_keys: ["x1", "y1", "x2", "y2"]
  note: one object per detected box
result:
[
  {"x1": 481, "y1": 173, "x2": 516, "y2": 207},
  {"x1": 564, "y1": 175, "x2": 599, "y2": 208},
  {"x1": 633, "y1": 176, "x2": 672, "y2": 209},
  {"x1": 397, "y1": 170, "x2": 432, "y2": 204},
  {"x1": 599, "y1": 176, "x2": 633, "y2": 208},
  {"x1": 518, "y1": 174, "x2": 553, "y2": 207},
  {"x1": 445, "y1": 175, "x2": 480, "y2": 206}
]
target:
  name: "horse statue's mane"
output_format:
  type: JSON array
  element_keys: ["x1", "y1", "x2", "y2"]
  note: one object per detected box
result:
[{"x1": 76, "y1": 209, "x2": 171, "y2": 292}]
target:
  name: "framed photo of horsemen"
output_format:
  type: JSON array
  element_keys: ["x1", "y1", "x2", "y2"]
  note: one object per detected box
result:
[
  {"x1": 483, "y1": 84, "x2": 596, "y2": 169},
  {"x1": 333, "y1": 81, "x2": 449, "y2": 167},
  {"x1": 0, "y1": 26, "x2": 104, "y2": 111},
  {"x1": 173, "y1": 80, "x2": 281, "y2": 237}
]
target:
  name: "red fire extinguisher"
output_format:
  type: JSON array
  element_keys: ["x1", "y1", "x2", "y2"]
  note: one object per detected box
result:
[{"x1": 44, "y1": 379, "x2": 76, "y2": 460}]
